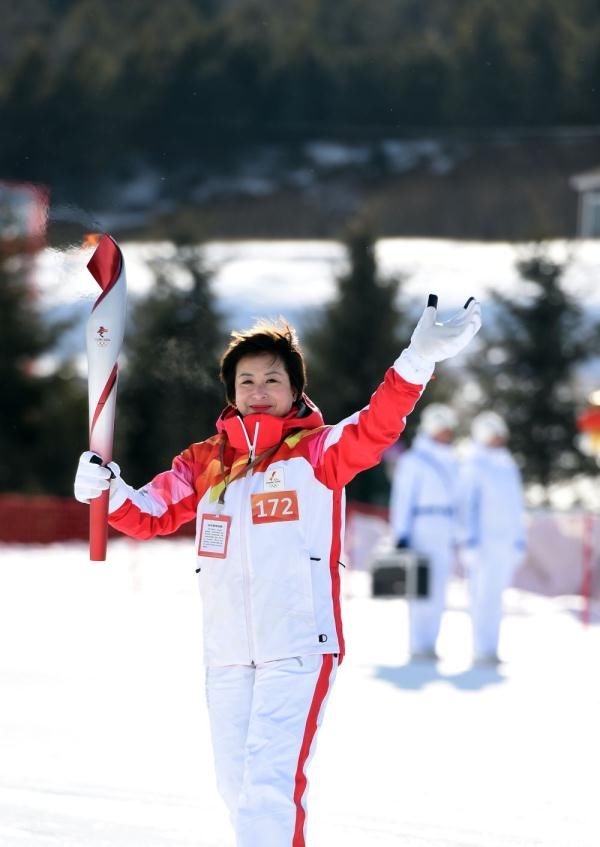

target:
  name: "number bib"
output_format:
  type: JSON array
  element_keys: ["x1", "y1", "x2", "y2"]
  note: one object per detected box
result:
[{"x1": 251, "y1": 490, "x2": 299, "y2": 524}]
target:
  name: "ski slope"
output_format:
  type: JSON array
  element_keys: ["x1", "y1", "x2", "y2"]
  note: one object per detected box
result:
[{"x1": 1, "y1": 539, "x2": 598, "y2": 846}]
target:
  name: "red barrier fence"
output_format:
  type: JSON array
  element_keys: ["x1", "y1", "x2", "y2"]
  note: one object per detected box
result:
[
  {"x1": 1, "y1": 497, "x2": 598, "y2": 608},
  {"x1": 0, "y1": 495, "x2": 195, "y2": 544},
  {"x1": 0, "y1": 495, "x2": 387, "y2": 545}
]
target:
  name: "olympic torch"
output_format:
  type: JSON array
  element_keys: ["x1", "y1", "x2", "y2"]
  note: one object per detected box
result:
[{"x1": 85, "y1": 234, "x2": 127, "y2": 561}]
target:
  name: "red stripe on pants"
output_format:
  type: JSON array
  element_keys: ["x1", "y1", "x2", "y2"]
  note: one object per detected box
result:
[
  {"x1": 329, "y1": 489, "x2": 345, "y2": 661},
  {"x1": 292, "y1": 654, "x2": 334, "y2": 847}
]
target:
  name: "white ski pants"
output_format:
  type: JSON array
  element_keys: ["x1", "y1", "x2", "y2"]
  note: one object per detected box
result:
[
  {"x1": 469, "y1": 545, "x2": 520, "y2": 658},
  {"x1": 408, "y1": 547, "x2": 453, "y2": 655},
  {"x1": 205, "y1": 653, "x2": 338, "y2": 847}
]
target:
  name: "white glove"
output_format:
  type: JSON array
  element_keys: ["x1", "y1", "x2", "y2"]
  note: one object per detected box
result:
[
  {"x1": 74, "y1": 451, "x2": 121, "y2": 504},
  {"x1": 409, "y1": 295, "x2": 482, "y2": 363}
]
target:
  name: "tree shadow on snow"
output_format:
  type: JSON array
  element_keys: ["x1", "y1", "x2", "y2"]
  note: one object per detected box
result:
[{"x1": 374, "y1": 661, "x2": 506, "y2": 692}]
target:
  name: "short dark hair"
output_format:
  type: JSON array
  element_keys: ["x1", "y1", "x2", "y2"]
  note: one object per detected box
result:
[{"x1": 219, "y1": 319, "x2": 307, "y2": 405}]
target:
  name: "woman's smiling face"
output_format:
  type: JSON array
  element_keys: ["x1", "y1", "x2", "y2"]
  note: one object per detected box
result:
[{"x1": 234, "y1": 353, "x2": 296, "y2": 417}]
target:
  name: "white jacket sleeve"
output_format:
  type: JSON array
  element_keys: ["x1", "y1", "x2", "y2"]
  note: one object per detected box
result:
[
  {"x1": 455, "y1": 462, "x2": 481, "y2": 548},
  {"x1": 510, "y1": 464, "x2": 527, "y2": 552},
  {"x1": 389, "y1": 453, "x2": 420, "y2": 544}
]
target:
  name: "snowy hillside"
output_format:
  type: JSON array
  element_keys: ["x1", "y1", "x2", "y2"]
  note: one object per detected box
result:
[{"x1": 34, "y1": 238, "x2": 600, "y2": 372}]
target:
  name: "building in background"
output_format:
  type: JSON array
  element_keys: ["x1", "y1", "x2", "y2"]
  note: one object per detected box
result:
[{"x1": 570, "y1": 168, "x2": 600, "y2": 237}]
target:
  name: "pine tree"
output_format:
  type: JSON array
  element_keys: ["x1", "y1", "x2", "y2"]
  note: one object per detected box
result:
[
  {"x1": 33, "y1": 363, "x2": 88, "y2": 495},
  {"x1": 450, "y1": 5, "x2": 520, "y2": 125},
  {"x1": 117, "y1": 243, "x2": 225, "y2": 486},
  {"x1": 521, "y1": 3, "x2": 565, "y2": 124},
  {"x1": 304, "y1": 220, "x2": 411, "y2": 506},
  {"x1": 0, "y1": 252, "x2": 48, "y2": 491},
  {"x1": 0, "y1": 248, "x2": 87, "y2": 494},
  {"x1": 470, "y1": 246, "x2": 599, "y2": 486}
]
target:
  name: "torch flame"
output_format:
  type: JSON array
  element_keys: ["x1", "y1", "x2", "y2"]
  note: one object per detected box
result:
[{"x1": 82, "y1": 233, "x2": 102, "y2": 248}]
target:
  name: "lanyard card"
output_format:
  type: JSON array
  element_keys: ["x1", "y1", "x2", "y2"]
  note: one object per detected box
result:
[{"x1": 198, "y1": 513, "x2": 232, "y2": 558}]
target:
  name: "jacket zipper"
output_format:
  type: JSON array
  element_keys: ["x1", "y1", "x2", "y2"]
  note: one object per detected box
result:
[{"x1": 240, "y1": 471, "x2": 256, "y2": 664}]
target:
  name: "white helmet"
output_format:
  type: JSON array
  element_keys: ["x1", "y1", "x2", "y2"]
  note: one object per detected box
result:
[
  {"x1": 471, "y1": 411, "x2": 508, "y2": 445},
  {"x1": 419, "y1": 403, "x2": 458, "y2": 436}
]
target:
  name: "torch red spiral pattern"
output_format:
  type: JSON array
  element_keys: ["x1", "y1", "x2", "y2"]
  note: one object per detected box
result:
[
  {"x1": 90, "y1": 363, "x2": 118, "y2": 438},
  {"x1": 88, "y1": 234, "x2": 123, "y2": 309}
]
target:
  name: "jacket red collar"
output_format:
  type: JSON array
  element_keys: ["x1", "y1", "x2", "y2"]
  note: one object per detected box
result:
[{"x1": 216, "y1": 394, "x2": 324, "y2": 455}]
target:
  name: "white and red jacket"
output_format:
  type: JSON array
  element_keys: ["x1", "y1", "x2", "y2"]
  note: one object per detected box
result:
[{"x1": 107, "y1": 350, "x2": 432, "y2": 667}]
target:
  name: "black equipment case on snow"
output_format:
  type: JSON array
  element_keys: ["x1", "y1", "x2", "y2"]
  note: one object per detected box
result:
[{"x1": 371, "y1": 549, "x2": 430, "y2": 598}]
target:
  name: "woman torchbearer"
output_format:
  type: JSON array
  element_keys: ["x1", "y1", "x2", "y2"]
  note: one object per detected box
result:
[{"x1": 75, "y1": 295, "x2": 481, "y2": 846}]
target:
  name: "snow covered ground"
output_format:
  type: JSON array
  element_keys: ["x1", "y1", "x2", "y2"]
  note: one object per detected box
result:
[{"x1": 1, "y1": 539, "x2": 599, "y2": 847}]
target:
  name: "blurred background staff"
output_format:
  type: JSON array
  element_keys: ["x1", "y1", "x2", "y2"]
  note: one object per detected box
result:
[
  {"x1": 389, "y1": 403, "x2": 459, "y2": 661},
  {"x1": 457, "y1": 411, "x2": 526, "y2": 666}
]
